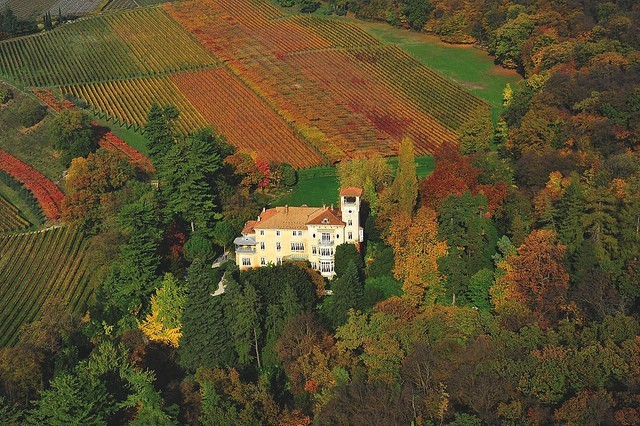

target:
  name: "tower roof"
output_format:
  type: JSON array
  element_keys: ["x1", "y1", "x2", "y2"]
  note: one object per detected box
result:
[{"x1": 339, "y1": 187, "x2": 363, "y2": 197}]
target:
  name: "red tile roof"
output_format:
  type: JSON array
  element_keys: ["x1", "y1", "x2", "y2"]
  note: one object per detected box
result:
[{"x1": 340, "y1": 187, "x2": 363, "y2": 197}]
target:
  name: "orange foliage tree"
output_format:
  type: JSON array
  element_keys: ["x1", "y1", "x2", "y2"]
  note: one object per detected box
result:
[{"x1": 504, "y1": 229, "x2": 570, "y2": 327}]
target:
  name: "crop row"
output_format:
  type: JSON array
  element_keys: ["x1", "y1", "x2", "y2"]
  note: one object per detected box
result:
[
  {"x1": 98, "y1": 132, "x2": 156, "y2": 173},
  {"x1": 0, "y1": 194, "x2": 29, "y2": 232},
  {"x1": 0, "y1": 8, "x2": 214, "y2": 87},
  {"x1": 60, "y1": 75, "x2": 207, "y2": 135},
  {"x1": 0, "y1": 149, "x2": 64, "y2": 220},
  {"x1": 0, "y1": 226, "x2": 92, "y2": 346},
  {"x1": 165, "y1": 0, "x2": 488, "y2": 162},
  {"x1": 32, "y1": 88, "x2": 76, "y2": 112},
  {"x1": 171, "y1": 68, "x2": 323, "y2": 168}
]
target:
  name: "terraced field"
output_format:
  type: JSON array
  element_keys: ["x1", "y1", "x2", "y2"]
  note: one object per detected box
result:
[{"x1": 0, "y1": 226, "x2": 93, "y2": 346}]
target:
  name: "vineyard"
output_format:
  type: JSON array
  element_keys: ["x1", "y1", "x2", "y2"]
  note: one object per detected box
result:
[
  {"x1": 170, "y1": 68, "x2": 323, "y2": 167},
  {"x1": 0, "y1": 0, "x2": 57, "y2": 19},
  {"x1": 0, "y1": 8, "x2": 214, "y2": 87},
  {"x1": 0, "y1": 226, "x2": 93, "y2": 346},
  {"x1": 60, "y1": 75, "x2": 207, "y2": 134},
  {"x1": 0, "y1": 149, "x2": 64, "y2": 220},
  {"x1": 163, "y1": 0, "x2": 489, "y2": 161},
  {"x1": 48, "y1": 0, "x2": 103, "y2": 15},
  {"x1": 0, "y1": 194, "x2": 29, "y2": 232}
]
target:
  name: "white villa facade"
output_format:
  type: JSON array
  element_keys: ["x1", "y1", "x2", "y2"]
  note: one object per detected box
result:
[{"x1": 234, "y1": 187, "x2": 363, "y2": 278}]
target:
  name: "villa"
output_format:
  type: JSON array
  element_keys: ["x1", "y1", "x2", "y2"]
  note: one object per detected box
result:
[{"x1": 234, "y1": 187, "x2": 363, "y2": 278}]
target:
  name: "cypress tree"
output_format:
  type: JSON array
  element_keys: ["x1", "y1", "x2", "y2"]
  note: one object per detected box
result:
[{"x1": 326, "y1": 260, "x2": 363, "y2": 327}]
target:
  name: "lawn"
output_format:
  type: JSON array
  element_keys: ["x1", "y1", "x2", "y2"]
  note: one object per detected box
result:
[{"x1": 273, "y1": 156, "x2": 434, "y2": 207}]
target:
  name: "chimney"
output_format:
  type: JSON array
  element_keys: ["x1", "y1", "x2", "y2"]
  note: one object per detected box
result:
[
  {"x1": 330, "y1": 204, "x2": 334, "y2": 211},
  {"x1": 262, "y1": 207, "x2": 266, "y2": 213},
  {"x1": 323, "y1": 203, "x2": 326, "y2": 209},
  {"x1": 285, "y1": 204, "x2": 288, "y2": 213}
]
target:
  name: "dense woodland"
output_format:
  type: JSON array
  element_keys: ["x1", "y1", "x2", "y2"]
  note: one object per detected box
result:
[{"x1": 0, "y1": 0, "x2": 639, "y2": 424}]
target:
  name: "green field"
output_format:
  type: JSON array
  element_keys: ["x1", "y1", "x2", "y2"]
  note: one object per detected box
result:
[
  {"x1": 273, "y1": 156, "x2": 434, "y2": 207},
  {"x1": 0, "y1": 91, "x2": 65, "y2": 182}
]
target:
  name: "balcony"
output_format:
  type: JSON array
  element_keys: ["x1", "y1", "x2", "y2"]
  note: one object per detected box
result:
[
  {"x1": 318, "y1": 239, "x2": 334, "y2": 247},
  {"x1": 283, "y1": 254, "x2": 309, "y2": 261},
  {"x1": 235, "y1": 246, "x2": 256, "y2": 254}
]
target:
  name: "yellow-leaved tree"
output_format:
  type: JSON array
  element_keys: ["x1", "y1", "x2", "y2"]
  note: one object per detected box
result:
[
  {"x1": 387, "y1": 206, "x2": 448, "y2": 307},
  {"x1": 139, "y1": 273, "x2": 186, "y2": 347}
]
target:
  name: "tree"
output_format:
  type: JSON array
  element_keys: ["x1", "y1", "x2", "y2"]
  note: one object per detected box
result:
[
  {"x1": 273, "y1": 162, "x2": 297, "y2": 187},
  {"x1": 393, "y1": 137, "x2": 418, "y2": 215},
  {"x1": 17, "y1": 97, "x2": 46, "y2": 128},
  {"x1": 144, "y1": 103, "x2": 178, "y2": 162},
  {"x1": 333, "y1": 243, "x2": 363, "y2": 279},
  {"x1": 179, "y1": 260, "x2": 234, "y2": 371},
  {"x1": 139, "y1": 274, "x2": 186, "y2": 348},
  {"x1": 61, "y1": 149, "x2": 135, "y2": 228},
  {"x1": 402, "y1": 0, "x2": 434, "y2": 30},
  {"x1": 103, "y1": 198, "x2": 162, "y2": 322},
  {"x1": 324, "y1": 261, "x2": 364, "y2": 327},
  {"x1": 228, "y1": 282, "x2": 262, "y2": 368},
  {"x1": 26, "y1": 374, "x2": 106, "y2": 425},
  {"x1": 387, "y1": 207, "x2": 448, "y2": 306},
  {"x1": 183, "y1": 234, "x2": 215, "y2": 263},
  {"x1": 504, "y1": 229, "x2": 570, "y2": 327},
  {"x1": 160, "y1": 130, "x2": 227, "y2": 234},
  {"x1": 50, "y1": 110, "x2": 97, "y2": 166},
  {"x1": 437, "y1": 192, "x2": 497, "y2": 304},
  {"x1": 458, "y1": 108, "x2": 493, "y2": 154},
  {"x1": 276, "y1": 313, "x2": 339, "y2": 397},
  {"x1": 467, "y1": 269, "x2": 494, "y2": 311}
]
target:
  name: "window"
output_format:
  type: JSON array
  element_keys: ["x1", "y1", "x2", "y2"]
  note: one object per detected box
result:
[
  {"x1": 292, "y1": 230, "x2": 302, "y2": 237},
  {"x1": 348, "y1": 209, "x2": 353, "y2": 214},
  {"x1": 276, "y1": 257, "x2": 282, "y2": 265},
  {"x1": 320, "y1": 261, "x2": 334, "y2": 273},
  {"x1": 260, "y1": 230, "x2": 265, "y2": 236},
  {"x1": 336, "y1": 233, "x2": 340, "y2": 239},
  {"x1": 260, "y1": 241, "x2": 265, "y2": 250},
  {"x1": 312, "y1": 262, "x2": 317, "y2": 269},
  {"x1": 242, "y1": 258, "x2": 251, "y2": 266},
  {"x1": 321, "y1": 232, "x2": 331, "y2": 243},
  {"x1": 290, "y1": 242, "x2": 305, "y2": 252},
  {"x1": 348, "y1": 220, "x2": 353, "y2": 226},
  {"x1": 298, "y1": 231, "x2": 303, "y2": 236},
  {"x1": 276, "y1": 242, "x2": 281, "y2": 251},
  {"x1": 312, "y1": 246, "x2": 317, "y2": 255},
  {"x1": 276, "y1": 230, "x2": 280, "y2": 236},
  {"x1": 260, "y1": 257, "x2": 266, "y2": 266},
  {"x1": 348, "y1": 232, "x2": 353, "y2": 240},
  {"x1": 319, "y1": 247, "x2": 334, "y2": 257}
]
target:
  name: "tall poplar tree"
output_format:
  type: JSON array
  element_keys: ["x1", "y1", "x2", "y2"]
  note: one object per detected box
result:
[{"x1": 393, "y1": 137, "x2": 418, "y2": 216}]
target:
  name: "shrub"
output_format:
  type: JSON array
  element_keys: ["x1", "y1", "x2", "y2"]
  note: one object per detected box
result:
[
  {"x1": 17, "y1": 97, "x2": 46, "y2": 127},
  {"x1": 0, "y1": 86, "x2": 12, "y2": 104}
]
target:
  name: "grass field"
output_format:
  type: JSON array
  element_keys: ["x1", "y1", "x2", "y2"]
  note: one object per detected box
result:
[
  {"x1": 273, "y1": 155, "x2": 434, "y2": 207},
  {"x1": 0, "y1": 226, "x2": 93, "y2": 346},
  {"x1": 0, "y1": 91, "x2": 65, "y2": 182}
]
